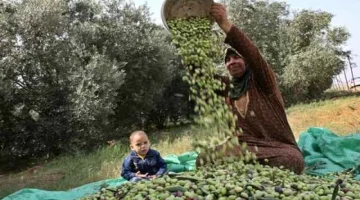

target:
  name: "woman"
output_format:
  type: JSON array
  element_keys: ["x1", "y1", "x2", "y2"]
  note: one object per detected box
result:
[{"x1": 196, "y1": 3, "x2": 304, "y2": 174}]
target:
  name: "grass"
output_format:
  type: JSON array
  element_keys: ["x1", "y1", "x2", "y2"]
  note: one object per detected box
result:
[
  {"x1": 1, "y1": 94, "x2": 360, "y2": 199},
  {"x1": 287, "y1": 95, "x2": 360, "y2": 137},
  {"x1": 0, "y1": 144, "x2": 128, "y2": 198}
]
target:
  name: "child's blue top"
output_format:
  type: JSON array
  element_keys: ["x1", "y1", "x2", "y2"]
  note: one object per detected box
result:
[{"x1": 121, "y1": 149, "x2": 167, "y2": 180}]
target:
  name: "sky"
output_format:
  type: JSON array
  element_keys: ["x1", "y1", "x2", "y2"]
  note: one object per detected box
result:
[{"x1": 134, "y1": 0, "x2": 360, "y2": 84}]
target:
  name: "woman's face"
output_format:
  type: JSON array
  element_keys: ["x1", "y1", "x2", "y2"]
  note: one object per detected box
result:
[{"x1": 225, "y1": 54, "x2": 246, "y2": 78}]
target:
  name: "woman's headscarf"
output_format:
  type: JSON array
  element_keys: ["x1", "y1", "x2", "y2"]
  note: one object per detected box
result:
[{"x1": 224, "y1": 47, "x2": 252, "y2": 100}]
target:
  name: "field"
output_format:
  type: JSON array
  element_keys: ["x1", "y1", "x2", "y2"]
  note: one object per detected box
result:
[{"x1": 1, "y1": 92, "x2": 360, "y2": 199}]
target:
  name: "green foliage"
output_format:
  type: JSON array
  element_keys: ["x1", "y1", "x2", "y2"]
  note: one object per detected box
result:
[
  {"x1": 282, "y1": 43, "x2": 343, "y2": 102},
  {"x1": 289, "y1": 10, "x2": 333, "y2": 51},
  {"x1": 0, "y1": 0, "x2": 125, "y2": 164},
  {"x1": 0, "y1": 0, "x2": 184, "y2": 169}
]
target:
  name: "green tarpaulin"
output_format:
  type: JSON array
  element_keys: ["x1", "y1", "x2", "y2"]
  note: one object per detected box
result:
[
  {"x1": 3, "y1": 127, "x2": 360, "y2": 200},
  {"x1": 298, "y1": 127, "x2": 360, "y2": 180}
]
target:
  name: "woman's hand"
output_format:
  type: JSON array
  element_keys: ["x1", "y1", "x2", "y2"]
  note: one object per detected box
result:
[{"x1": 210, "y1": 3, "x2": 233, "y2": 33}]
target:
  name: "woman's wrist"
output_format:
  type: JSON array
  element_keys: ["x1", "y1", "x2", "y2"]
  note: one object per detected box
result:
[{"x1": 220, "y1": 20, "x2": 233, "y2": 34}]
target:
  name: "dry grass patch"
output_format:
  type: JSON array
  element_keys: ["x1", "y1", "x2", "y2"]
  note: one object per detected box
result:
[{"x1": 287, "y1": 96, "x2": 360, "y2": 138}]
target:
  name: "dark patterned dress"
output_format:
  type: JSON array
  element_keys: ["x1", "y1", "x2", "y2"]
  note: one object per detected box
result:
[{"x1": 196, "y1": 25, "x2": 304, "y2": 174}]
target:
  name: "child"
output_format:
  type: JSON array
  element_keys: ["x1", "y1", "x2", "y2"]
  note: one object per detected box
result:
[{"x1": 121, "y1": 130, "x2": 167, "y2": 182}]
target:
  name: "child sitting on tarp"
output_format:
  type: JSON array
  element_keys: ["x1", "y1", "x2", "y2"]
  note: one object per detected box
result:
[{"x1": 121, "y1": 130, "x2": 167, "y2": 182}]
